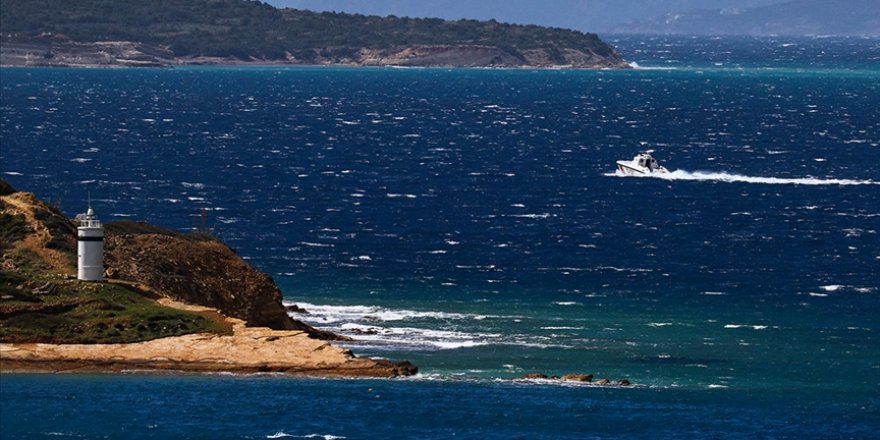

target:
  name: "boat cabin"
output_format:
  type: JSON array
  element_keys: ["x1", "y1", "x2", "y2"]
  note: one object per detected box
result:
[{"x1": 638, "y1": 154, "x2": 659, "y2": 171}]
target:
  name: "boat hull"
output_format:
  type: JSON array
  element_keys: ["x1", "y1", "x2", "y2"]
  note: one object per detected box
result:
[
  {"x1": 616, "y1": 160, "x2": 668, "y2": 176},
  {"x1": 616, "y1": 161, "x2": 648, "y2": 175}
]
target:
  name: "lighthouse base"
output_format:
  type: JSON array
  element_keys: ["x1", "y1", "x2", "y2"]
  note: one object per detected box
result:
[{"x1": 78, "y1": 266, "x2": 104, "y2": 281}]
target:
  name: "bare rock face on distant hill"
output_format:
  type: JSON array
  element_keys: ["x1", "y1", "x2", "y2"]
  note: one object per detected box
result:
[
  {"x1": 0, "y1": 41, "x2": 173, "y2": 68},
  {"x1": 102, "y1": 222, "x2": 341, "y2": 339}
]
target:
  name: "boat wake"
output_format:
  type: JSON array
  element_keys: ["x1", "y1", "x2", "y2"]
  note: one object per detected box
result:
[{"x1": 607, "y1": 170, "x2": 879, "y2": 186}]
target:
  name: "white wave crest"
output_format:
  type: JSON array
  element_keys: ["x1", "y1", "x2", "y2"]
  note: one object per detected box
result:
[
  {"x1": 335, "y1": 323, "x2": 515, "y2": 350},
  {"x1": 284, "y1": 301, "x2": 568, "y2": 351},
  {"x1": 629, "y1": 62, "x2": 678, "y2": 71},
  {"x1": 266, "y1": 434, "x2": 346, "y2": 440},
  {"x1": 724, "y1": 324, "x2": 772, "y2": 330},
  {"x1": 608, "y1": 169, "x2": 879, "y2": 186},
  {"x1": 820, "y1": 285, "x2": 876, "y2": 294},
  {"x1": 287, "y1": 302, "x2": 479, "y2": 323}
]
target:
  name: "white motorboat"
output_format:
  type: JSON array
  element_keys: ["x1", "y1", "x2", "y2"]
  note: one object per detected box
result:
[{"x1": 616, "y1": 151, "x2": 669, "y2": 175}]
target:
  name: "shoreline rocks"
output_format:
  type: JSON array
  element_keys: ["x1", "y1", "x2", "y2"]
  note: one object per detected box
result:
[
  {"x1": 561, "y1": 373, "x2": 594, "y2": 382},
  {"x1": 519, "y1": 372, "x2": 632, "y2": 386}
]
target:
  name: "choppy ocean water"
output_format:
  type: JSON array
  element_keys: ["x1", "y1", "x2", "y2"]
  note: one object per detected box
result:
[{"x1": 1, "y1": 35, "x2": 879, "y2": 439}]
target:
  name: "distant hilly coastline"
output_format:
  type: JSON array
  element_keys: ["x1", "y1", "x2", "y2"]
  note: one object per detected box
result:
[
  {"x1": 612, "y1": 0, "x2": 880, "y2": 37},
  {"x1": 0, "y1": 0, "x2": 628, "y2": 69}
]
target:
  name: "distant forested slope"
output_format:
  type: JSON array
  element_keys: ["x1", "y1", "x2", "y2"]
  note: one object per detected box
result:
[{"x1": 0, "y1": 0, "x2": 624, "y2": 67}]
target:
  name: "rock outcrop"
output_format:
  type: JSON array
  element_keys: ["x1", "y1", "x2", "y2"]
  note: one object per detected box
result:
[
  {"x1": 561, "y1": 373, "x2": 594, "y2": 382},
  {"x1": 102, "y1": 221, "x2": 340, "y2": 339},
  {"x1": 518, "y1": 372, "x2": 631, "y2": 386},
  {"x1": 521, "y1": 372, "x2": 549, "y2": 379}
]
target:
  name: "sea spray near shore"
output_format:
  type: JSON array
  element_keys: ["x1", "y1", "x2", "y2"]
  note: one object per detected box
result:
[{"x1": 284, "y1": 301, "x2": 571, "y2": 351}]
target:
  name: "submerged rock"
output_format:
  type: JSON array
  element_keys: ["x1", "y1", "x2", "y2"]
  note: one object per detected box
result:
[
  {"x1": 521, "y1": 372, "x2": 549, "y2": 379},
  {"x1": 515, "y1": 373, "x2": 631, "y2": 386},
  {"x1": 561, "y1": 373, "x2": 594, "y2": 382}
]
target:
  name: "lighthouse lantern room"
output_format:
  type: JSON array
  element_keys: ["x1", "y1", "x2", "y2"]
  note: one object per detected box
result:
[{"x1": 76, "y1": 205, "x2": 104, "y2": 281}]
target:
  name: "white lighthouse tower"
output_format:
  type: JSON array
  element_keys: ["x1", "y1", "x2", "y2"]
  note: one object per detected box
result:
[{"x1": 76, "y1": 204, "x2": 104, "y2": 281}]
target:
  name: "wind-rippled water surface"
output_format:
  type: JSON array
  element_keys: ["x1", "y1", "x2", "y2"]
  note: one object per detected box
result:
[{"x1": 2, "y1": 36, "x2": 879, "y2": 439}]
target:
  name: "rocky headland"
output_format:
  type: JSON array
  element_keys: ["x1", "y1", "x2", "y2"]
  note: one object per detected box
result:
[{"x1": 0, "y1": 179, "x2": 415, "y2": 377}]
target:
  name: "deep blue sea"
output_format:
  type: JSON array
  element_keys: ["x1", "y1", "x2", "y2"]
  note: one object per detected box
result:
[{"x1": 2, "y1": 35, "x2": 879, "y2": 439}]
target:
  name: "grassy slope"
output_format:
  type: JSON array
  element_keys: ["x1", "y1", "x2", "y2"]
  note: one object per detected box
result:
[
  {"x1": 0, "y1": 248, "x2": 229, "y2": 344},
  {"x1": 0, "y1": 185, "x2": 229, "y2": 344}
]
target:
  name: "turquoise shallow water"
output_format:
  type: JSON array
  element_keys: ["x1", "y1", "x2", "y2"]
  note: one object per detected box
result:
[{"x1": 1, "y1": 35, "x2": 879, "y2": 438}]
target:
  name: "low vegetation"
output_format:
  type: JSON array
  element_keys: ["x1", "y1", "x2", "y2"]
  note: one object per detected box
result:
[{"x1": 0, "y1": 248, "x2": 229, "y2": 343}]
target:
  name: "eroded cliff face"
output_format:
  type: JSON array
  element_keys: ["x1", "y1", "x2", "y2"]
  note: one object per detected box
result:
[
  {"x1": 344, "y1": 45, "x2": 628, "y2": 68},
  {"x1": 0, "y1": 41, "x2": 629, "y2": 69},
  {"x1": 103, "y1": 230, "x2": 288, "y2": 327},
  {"x1": 102, "y1": 224, "x2": 340, "y2": 339}
]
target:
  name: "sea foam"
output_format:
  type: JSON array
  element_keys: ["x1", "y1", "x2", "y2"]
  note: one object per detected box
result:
[
  {"x1": 285, "y1": 301, "x2": 568, "y2": 351},
  {"x1": 287, "y1": 302, "x2": 481, "y2": 323}
]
